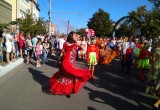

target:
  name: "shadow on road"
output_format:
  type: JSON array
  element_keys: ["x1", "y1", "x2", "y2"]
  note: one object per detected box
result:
[
  {"x1": 84, "y1": 86, "x2": 139, "y2": 110},
  {"x1": 28, "y1": 68, "x2": 52, "y2": 95},
  {"x1": 87, "y1": 106, "x2": 97, "y2": 110},
  {"x1": 84, "y1": 58, "x2": 156, "y2": 110},
  {"x1": 45, "y1": 54, "x2": 59, "y2": 68}
]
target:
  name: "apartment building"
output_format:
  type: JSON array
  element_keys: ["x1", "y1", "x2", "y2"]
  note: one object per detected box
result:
[
  {"x1": 30, "y1": 0, "x2": 40, "y2": 20},
  {"x1": 6, "y1": 0, "x2": 39, "y2": 21},
  {"x1": 0, "y1": 0, "x2": 12, "y2": 23}
]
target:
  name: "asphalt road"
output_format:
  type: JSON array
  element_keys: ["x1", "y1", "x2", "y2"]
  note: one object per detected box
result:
[{"x1": 0, "y1": 55, "x2": 157, "y2": 110}]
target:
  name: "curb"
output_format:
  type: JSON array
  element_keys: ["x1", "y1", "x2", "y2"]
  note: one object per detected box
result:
[{"x1": 0, "y1": 58, "x2": 24, "y2": 78}]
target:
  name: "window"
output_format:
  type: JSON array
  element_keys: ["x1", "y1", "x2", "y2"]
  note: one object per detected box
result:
[{"x1": 25, "y1": 0, "x2": 29, "y2": 2}]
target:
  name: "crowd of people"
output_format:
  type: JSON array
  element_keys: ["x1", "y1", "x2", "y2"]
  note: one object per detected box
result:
[
  {"x1": 1, "y1": 30, "x2": 53, "y2": 67},
  {"x1": 1, "y1": 29, "x2": 160, "y2": 108}
]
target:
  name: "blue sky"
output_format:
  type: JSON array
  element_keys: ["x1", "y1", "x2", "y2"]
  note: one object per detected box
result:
[{"x1": 38, "y1": 0, "x2": 153, "y2": 34}]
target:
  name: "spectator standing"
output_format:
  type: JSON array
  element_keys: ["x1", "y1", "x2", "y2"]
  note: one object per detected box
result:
[
  {"x1": 3, "y1": 31, "x2": 13, "y2": 63},
  {"x1": 18, "y1": 31, "x2": 25, "y2": 58},
  {"x1": 55, "y1": 36, "x2": 60, "y2": 59},
  {"x1": 31, "y1": 34, "x2": 38, "y2": 59},
  {"x1": 36, "y1": 40, "x2": 42, "y2": 67},
  {"x1": 25, "y1": 33, "x2": 33, "y2": 64},
  {"x1": 40, "y1": 34, "x2": 45, "y2": 42},
  {"x1": 50, "y1": 35, "x2": 56, "y2": 56},
  {"x1": 10, "y1": 33, "x2": 15, "y2": 61},
  {"x1": 42, "y1": 37, "x2": 50, "y2": 64},
  {"x1": 81, "y1": 36, "x2": 87, "y2": 59},
  {"x1": 58, "y1": 35, "x2": 66, "y2": 55},
  {"x1": 12, "y1": 27, "x2": 19, "y2": 58}
]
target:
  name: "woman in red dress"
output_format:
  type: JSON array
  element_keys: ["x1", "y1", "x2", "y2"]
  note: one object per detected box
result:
[
  {"x1": 18, "y1": 31, "x2": 25, "y2": 57},
  {"x1": 49, "y1": 31, "x2": 91, "y2": 98}
]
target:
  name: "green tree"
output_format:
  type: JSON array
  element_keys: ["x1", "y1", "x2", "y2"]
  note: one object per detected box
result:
[
  {"x1": 76, "y1": 28, "x2": 86, "y2": 36},
  {"x1": 87, "y1": 8, "x2": 113, "y2": 37},
  {"x1": 128, "y1": 6, "x2": 160, "y2": 38},
  {"x1": 128, "y1": 6, "x2": 147, "y2": 35},
  {"x1": 0, "y1": 23, "x2": 9, "y2": 32},
  {"x1": 115, "y1": 21, "x2": 131, "y2": 37},
  {"x1": 144, "y1": 9, "x2": 160, "y2": 38},
  {"x1": 32, "y1": 17, "x2": 47, "y2": 35},
  {"x1": 10, "y1": 13, "x2": 47, "y2": 36},
  {"x1": 149, "y1": 0, "x2": 160, "y2": 10},
  {"x1": 21, "y1": 14, "x2": 34, "y2": 35},
  {"x1": 116, "y1": 5, "x2": 160, "y2": 38}
]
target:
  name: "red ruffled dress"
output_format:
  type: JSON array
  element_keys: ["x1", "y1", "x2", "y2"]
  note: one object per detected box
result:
[{"x1": 49, "y1": 42, "x2": 91, "y2": 95}]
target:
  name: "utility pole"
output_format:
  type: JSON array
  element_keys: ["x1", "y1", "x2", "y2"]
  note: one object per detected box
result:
[
  {"x1": 49, "y1": 0, "x2": 51, "y2": 36},
  {"x1": 67, "y1": 21, "x2": 70, "y2": 35}
]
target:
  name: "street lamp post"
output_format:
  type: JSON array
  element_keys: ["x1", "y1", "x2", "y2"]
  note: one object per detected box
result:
[
  {"x1": 49, "y1": 0, "x2": 51, "y2": 36},
  {"x1": 67, "y1": 21, "x2": 70, "y2": 35}
]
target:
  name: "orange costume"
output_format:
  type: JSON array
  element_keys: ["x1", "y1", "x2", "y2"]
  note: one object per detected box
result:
[{"x1": 99, "y1": 41, "x2": 116, "y2": 64}]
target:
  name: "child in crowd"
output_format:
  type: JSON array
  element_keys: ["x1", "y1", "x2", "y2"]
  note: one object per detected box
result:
[
  {"x1": 36, "y1": 40, "x2": 42, "y2": 67},
  {"x1": 137, "y1": 43, "x2": 151, "y2": 80},
  {"x1": 11, "y1": 35, "x2": 16, "y2": 62},
  {"x1": 86, "y1": 37, "x2": 99, "y2": 79}
]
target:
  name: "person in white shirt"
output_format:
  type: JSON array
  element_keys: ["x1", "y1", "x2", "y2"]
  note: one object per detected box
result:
[
  {"x1": 121, "y1": 36, "x2": 136, "y2": 74},
  {"x1": 123, "y1": 36, "x2": 136, "y2": 55},
  {"x1": 10, "y1": 33, "x2": 16, "y2": 61},
  {"x1": 25, "y1": 33, "x2": 33, "y2": 64},
  {"x1": 40, "y1": 34, "x2": 45, "y2": 42},
  {"x1": 80, "y1": 36, "x2": 87, "y2": 59},
  {"x1": 59, "y1": 35, "x2": 66, "y2": 51},
  {"x1": 3, "y1": 30, "x2": 13, "y2": 63}
]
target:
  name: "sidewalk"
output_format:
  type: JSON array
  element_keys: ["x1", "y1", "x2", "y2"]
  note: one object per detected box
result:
[{"x1": 0, "y1": 58, "x2": 24, "y2": 77}]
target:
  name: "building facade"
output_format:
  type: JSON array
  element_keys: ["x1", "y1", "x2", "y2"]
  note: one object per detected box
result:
[
  {"x1": 0, "y1": 0, "x2": 12, "y2": 23},
  {"x1": 30, "y1": 0, "x2": 40, "y2": 20},
  {"x1": 5, "y1": 0, "x2": 40, "y2": 32},
  {"x1": 6, "y1": 0, "x2": 39, "y2": 21}
]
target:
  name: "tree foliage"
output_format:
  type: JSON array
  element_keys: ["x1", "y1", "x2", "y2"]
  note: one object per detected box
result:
[
  {"x1": 0, "y1": 23, "x2": 9, "y2": 32},
  {"x1": 32, "y1": 17, "x2": 47, "y2": 35},
  {"x1": 149, "y1": 0, "x2": 160, "y2": 10},
  {"x1": 87, "y1": 8, "x2": 113, "y2": 37},
  {"x1": 115, "y1": 21, "x2": 131, "y2": 37},
  {"x1": 115, "y1": 5, "x2": 160, "y2": 38},
  {"x1": 0, "y1": 23, "x2": 10, "y2": 37},
  {"x1": 10, "y1": 13, "x2": 47, "y2": 37},
  {"x1": 76, "y1": 28, "x2": 86, "y2": 36}
]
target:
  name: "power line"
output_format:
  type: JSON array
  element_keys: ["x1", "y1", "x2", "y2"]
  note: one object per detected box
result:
[
  {"x1": 52, "y1": 4, "x2": 74, "y2": 11},
  {"x1": 51, "y1": 12, "x2": 82, "y2": 15},
  {"x1": 38, "y1": 0, "x2": 49, "y2": 17},
  {"x1": 73, "y1": 0, "x2": 100, "y2": 28},
  {"x1": 41, "y1": 0, "x2": 49, "y2": 10},
  {"x1": 41, "y1": 8, "x2": 48, "y2": 15}
]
